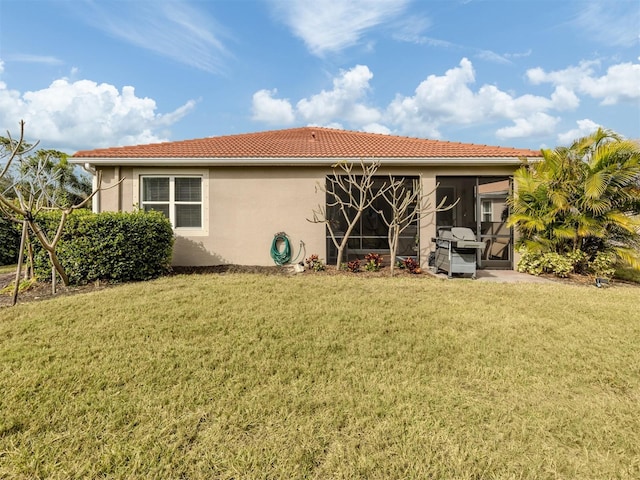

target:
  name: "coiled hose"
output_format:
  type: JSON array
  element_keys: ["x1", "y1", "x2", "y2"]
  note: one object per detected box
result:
[{"x1": 270, "y1": 232, "x2": 292, "y2": 265}]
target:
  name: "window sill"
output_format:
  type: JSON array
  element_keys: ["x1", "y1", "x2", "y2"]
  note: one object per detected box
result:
[{"x1": 174, "y1": 228, "x2": 208, "y2": 237}]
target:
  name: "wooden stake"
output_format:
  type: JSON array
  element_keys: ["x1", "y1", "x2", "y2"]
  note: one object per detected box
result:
[{"x1": 11, "y1": 220, "x2": 28, "y2": 306}]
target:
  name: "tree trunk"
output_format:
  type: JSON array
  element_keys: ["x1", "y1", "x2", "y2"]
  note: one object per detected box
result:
[
  {"x1": 334, "y1": 212, "x2": 362, "y2": 269},
  {"x1": 336, "y1": 244, "x2": 346, "y2": 270},
  {"x1": 28, "y1": 219, "x2": 70, "y2": 286},
  {"x1": 48, "y1": 250, "x2": 69, "y2": 287},
  {"x1": 389, "y1": 250, "x2": 397, "y2": 276},
  {"x1": 388, "y1": 226, "x2": 399, "y2": 276}
]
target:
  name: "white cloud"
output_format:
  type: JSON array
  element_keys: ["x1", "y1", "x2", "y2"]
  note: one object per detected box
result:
[
  {"x1": 296, "y1": 65, "x2": 380, "y2": 124},
  {"x1": 557, "y1": 119, "x2": 601, "y2": 145},
  {"x1": 580, "y1": 62, "x2": 640, "y2": 105},
  {"x1": 72, "y1": 0, "x2": 230, "y2": 74},
  {"x1": 496, "y1": 113, "x2": 560, "y2": 140},
  {"x1": 251, "y1": 89, "x2": 295, "y2": 125},
  {"x1": 318, "y1": 122, "x2": 345, "y2": 130},
  {"x1": 476, "y1": 50, "x2": 511, "y2": 65},
  {"x1": 0, "y1": 75, "x2": 195, "y2": 151},
  {"x1": 251, "y1": 65, "x2": 381, "y2": 129},
  {"x1": 386, "y1": 58, "x2": 571, "y2": 139},
  {"x1": 391, "y1": 15, "x2": 432, "y2": 45},
  {"x1": 4, "y1": 54, "x2": 64, "y2": 66},
  {"x1": 572, "y1": 0, "x2": 640, "y2": 47},
  {"x1": 269, "y1": 0, "x2": 411, "y2": 56},
  {"x1": 550, "y1": 86, "x2": 580, "y2": 111},
  {"x1": 527, "y1": 60, "x2": 640, "y2": 105},
  {"x1": 252, "y1": 57, "x2": 628, "y2": 142},
  {"x1": 475, "y1": 49, "x2": 532, "y2": 65},
  {"x1": 362, "y1": 123, "x2": 391, "y2": 135}
]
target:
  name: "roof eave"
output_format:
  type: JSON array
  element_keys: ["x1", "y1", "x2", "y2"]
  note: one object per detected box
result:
[{"x1": 71, "y1": 156, "x2": 537, "y2": 167}]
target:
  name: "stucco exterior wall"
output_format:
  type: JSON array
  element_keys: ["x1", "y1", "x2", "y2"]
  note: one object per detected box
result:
[
  {"x1": 199, "y1": 167, "x2": 326, "y2": 266},
  {"x1": 97, "y1": 166, "x2": 327, "y2": 266},
  {"x1": 95, "y1": 163, "x2": 520, "y2": 268}
]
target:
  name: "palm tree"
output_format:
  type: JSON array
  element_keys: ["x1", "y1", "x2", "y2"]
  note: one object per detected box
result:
[{"x1": 509, "y1": 128, "x2": 640, "y2": 269}]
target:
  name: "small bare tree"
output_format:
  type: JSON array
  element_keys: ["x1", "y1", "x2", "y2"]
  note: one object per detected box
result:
[
  {"x1": 308, "y1": 159, "x2": 391, "y2": 269},
  {"x1": 378, "y1": 176, "x2": 457, "y2": 275},
  {"x1": 0, "y1": 121, "x2": 116, "y2": 304}
]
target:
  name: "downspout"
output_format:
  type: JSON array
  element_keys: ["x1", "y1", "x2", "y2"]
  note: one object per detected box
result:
[{"x1": 82, "y1": 163, "x2": 99, "y2": 213}]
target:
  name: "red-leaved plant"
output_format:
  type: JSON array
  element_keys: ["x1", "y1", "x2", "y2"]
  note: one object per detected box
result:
[
  {"x1": 346, "y1": 259, "x2": 361, "y2": 273},
  {"x1": 402, "y1": 257, "x2": 421, "y2": 274},
  {"x1": 364, "y1": 253, "x2": 383, "y2": 272}
]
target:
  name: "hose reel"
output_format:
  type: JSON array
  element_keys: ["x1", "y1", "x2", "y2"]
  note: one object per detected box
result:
[{"x1": 270, "y1": 232, "x2": 292, "y2": 265}]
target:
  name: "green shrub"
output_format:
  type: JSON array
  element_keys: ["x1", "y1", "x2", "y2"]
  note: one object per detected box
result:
[
  {"x1": 517, "y1": 248, "x2": 616, "y2": 279},
  {"x1": 31, "y1": 210, "x2": 174, "y2": 284},
  {"x1": 516, "y1": 249, "x2": 545, "y2": 276},
  {"x1": 589, "y1": 251, "x2": 616, "y2": 279},
  {"x1": 540, "y1": 252, "x2": 574, "y2": 278},
  {"x1": 565, "y1": 249, "x2": 589, "y2": 274},
  {"x1": 0, "y1": 216, "x2": 20, "y2": 265}
]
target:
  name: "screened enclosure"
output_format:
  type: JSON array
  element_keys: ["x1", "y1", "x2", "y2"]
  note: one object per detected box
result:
[
  {"x1": 436, "y1": 176, "x2": 512, "y2": 269},
  {"x1": 325, "y1": 176, "x2": 419, "y2": 265}
]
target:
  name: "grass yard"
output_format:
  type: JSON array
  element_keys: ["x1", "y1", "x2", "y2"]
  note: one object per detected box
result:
[
  {"x1": 616, "y1": 267, "x2": 640, "y2": 284},
  {"x1": 1, "y1": 273, "x2": 639, "y2": 479},
  {"x1": 0, "y1": 264, "x2": 16, "y2": 274}
]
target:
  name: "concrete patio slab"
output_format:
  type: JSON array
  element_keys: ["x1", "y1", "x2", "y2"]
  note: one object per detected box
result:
[{"x1": 427, "y1": 268, "x2": 554, "y2": 283}]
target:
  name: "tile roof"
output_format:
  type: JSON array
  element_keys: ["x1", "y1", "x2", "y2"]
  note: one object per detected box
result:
[{"x1": 73, "y1": 127, "x2": 541, "y2": 159}]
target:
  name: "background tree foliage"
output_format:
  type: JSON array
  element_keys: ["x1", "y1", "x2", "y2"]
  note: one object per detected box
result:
[
  {"x1": 508, "y1": 128, "x2": 640, "y2": 275},
  {"x1": 0, "y1": 136, "x2": 91, "y2": 207},
  {"x1": 1, "y1": 121, "x2": 99, "y2": 299}
]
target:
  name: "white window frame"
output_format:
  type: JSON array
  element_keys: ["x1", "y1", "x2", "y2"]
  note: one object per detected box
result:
[
  {"x1": 481, "y1": 200, "x2": 493, "y2": 222},
  {"x1": 133, "y1": 169, "x2": 209, "y2": 236}
]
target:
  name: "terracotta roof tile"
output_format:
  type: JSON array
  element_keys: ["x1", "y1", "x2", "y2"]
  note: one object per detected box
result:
[{"x1": 73, "y1": 127, "x2": 541, "y2": 159}]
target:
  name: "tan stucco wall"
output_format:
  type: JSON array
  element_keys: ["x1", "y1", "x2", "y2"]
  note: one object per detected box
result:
[
  {"x1": 95, "y1": 164, "x2": 520, "y2": 268},
  {"x1": 198, "y1": 167, "x2": 326, "y2": 266},
  {"x1": 98, "y1": 166, "x2": 327, "y2": 266}
]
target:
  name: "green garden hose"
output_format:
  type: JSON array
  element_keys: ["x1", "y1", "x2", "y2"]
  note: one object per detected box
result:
[{"x1": 270, "y1": 232, "x2": 292, "y2": 265}]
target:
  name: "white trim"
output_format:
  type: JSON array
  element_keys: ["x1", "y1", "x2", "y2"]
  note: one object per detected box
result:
[
  {"x1": 73, "y1": 156, "x2": 538, "y2": 168},
  {"x1": 481, "y1": 200, "x2": 493, "y2": 222},
  {"x1": 133, "y1": 168, "x2": 209, "y2": 237}
]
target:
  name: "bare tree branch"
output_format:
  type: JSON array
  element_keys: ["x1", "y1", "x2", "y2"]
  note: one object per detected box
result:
[
  {"x1": 378, "y1": 176, "x2": 458, "y2": 275},
  {"x1": 1, "y1": 121, "x2": 122, "y2": 299},
  {"x1": 308, "y1": 159, "x2": 391, "y2": 268}
]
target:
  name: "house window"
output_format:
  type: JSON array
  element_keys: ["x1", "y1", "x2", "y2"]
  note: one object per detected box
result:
[
  {"x1": 141, "y1": 176, "x2": 202, "y2": 229},
  {"x1": 482, "y1": 200, "x2": 492, "y2": 222}
]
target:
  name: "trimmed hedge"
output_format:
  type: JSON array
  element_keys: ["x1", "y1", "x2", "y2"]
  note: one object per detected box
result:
[
  {"x1": 0, "y1": 216, "x2": 20, "y2": 266},
  {"x1": 32, "y1": 210, "x2": 174, "y2": 284}
]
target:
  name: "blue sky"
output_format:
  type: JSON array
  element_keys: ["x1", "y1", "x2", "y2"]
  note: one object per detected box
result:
[{"x1": 0, "y1": 0, "x2": 638, "y2": 153}]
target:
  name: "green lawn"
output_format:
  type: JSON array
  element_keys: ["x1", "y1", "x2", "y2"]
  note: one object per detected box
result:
[
  {"x1": 616, "y1": 267, "x2": 640, "y2": 284},
  {"x1": 0, "y1": 264, "x2": 16, "y2": 274},
  {"x1": 1, "y1": 273, "x2": 639, "y2": 479}
]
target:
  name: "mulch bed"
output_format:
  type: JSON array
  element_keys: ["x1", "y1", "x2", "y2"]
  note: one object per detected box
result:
[
  {"x1": 0, "y1": 271, "x2": 114, "y2": 307},
  {"x1": 0, "y1": 264, "x2": 424, "y2": 307},
  {"x1": 1, "y1": 264, "x2": 637, "y2": 307}
]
